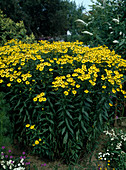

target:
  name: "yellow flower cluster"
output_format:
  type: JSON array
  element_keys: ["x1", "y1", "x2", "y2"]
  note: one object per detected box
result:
[
  {"x1": 0, "y1": 39, "x2": 126, "y2": 98},
  {"x1": 33, "y1": 92, "x2": 46, "y2": 102}
]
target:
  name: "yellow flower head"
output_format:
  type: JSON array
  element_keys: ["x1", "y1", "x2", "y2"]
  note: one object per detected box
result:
[
  {"x1": 102, "y1": 85, "x2": 106, "y2": 89},
  {"x1": 84, "y1": 90, "x2": 89, "y2": 93},
  {"x1": 33, "y1": 97, "x2": 37, "y2": 102},
  {"x1": 64, "y1": 91, "x2": 69, "y2": 95},
  {"x1": 35, "y1": 140, "x2": 39, "y2": 145},
  {"x1": 109, "y1": 103, "x2": 113, "y2": 107},
  {"x1": 72, "y1": 90, "x2": 77, "y2": 95},
  {"x1": 39, "y1": 138, "x2": 42, "y2": 141},
  {"x1": 26, "y1": 124, "x2": 30, "y2": 128},
  {"x1": 30, "y1": 125, "x2": 35, "y2": 129},
  {"x1": 7, "y1": 83, "x2": 11, "y2": 87}
]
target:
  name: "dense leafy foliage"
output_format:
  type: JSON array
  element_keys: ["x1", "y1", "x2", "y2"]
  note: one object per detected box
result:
[
  {"x1": 0, "y1": 10, "x2": 36, "y2": 45},
  {"x1": 0, "y1": 39, "x2": 126, "y2": 163},
  {"x1": 0, "y1": 0, "x2": 84, "y2": 39}
]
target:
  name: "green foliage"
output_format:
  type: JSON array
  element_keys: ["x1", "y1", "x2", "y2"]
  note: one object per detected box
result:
[
  {"x1": 76, "y1": 0, "x2": 126, "y2": 59},
  {"x1": 0, "y1": 40, "x2": 126, "y2": 163},
  {"x1": 0, "y1": 92, "x2": 13, "y2": 147},
  {"x1": 0, "y1": 10, "x2": 36, "y2": 45}
]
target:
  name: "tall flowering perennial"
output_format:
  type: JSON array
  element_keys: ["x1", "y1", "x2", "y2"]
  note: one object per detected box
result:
[{"x1": 0, "y1": 39, "x2": 126, "y2": 163}]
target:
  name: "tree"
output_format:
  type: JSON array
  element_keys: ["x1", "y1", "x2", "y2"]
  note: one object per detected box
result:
[
  {"x1": 0, "y1": 0, "x2": 84, "y2": 39},
  {"x1": 76, "y1": 0, "x2": 126, "y2": 58}
]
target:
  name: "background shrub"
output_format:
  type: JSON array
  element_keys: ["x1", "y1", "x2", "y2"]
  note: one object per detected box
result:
[{"x1": 0, "y1": 10, "x2": 36, "y2": 45}]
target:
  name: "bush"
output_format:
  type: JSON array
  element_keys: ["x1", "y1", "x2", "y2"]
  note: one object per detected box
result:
[
  {"x1": 0, "y1": 10, "x2": 36, "y2": 45},
  {"x1": 0, "y1": 39, "x2": 126, "y2": 163}
]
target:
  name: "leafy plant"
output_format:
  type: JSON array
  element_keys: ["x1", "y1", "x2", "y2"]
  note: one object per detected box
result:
[
  {"x1": 0, "y1": 39, "x2": 126, "y2": 163},
  {"x1": 0, "y1": 92, "x2": 13, "y2": 147}
]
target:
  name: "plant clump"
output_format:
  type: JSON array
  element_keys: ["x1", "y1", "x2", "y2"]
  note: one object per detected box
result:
[{"x1": 0, "y1": 39, "x2": 126, "y2": 163}]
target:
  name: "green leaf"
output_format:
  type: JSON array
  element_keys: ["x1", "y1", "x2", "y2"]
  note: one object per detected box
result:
[
  {"x1": 79, "y1": 115, "x2": 82, "y2": 121},
  {"x1": 81, "y1": 121, "x2": 87, "y2": 133},
  {"x1": 63, "y1": 132, "x2": 68, "y2": 144},
  {"x1": 98, "y1": 97, "x2": 106, "y2": 105},
  {"x1": 86, "y1": 98, "x2": 92, "y2": 103},
  {"x1": 14, "y1": 99, "x2": 21, "y2": 110},
  {"x1": 82, "y1": 107, "x2": 89, "y2": 118},
  {"x1": 62, "y1": 127, "x2": 66, "y2": 135},
  {"x1": 58, "y1": 121, "x2": 64, "y2": 127},
  {"x1": 65, "y1": 118, "x2": 74, "y2": 134},
  {"x1": 66, "y1": 110, "x2": 73, "y2": 119}
]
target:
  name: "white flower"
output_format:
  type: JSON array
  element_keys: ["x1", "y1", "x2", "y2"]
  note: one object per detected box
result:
[
  {"x1": 18, "y1": 163, "x2": 21, "y2": 166},
  {"x1": 67, "y1": 30, "x2": 71, "y2": 36},
  {"x1": 75, "y1": 19, "x2": 88, "y2": 26},
  {"x1": 2, "y1": 165, "x2": 6, "y2": 169},
  {"x1": 110, "y1": 32, "x2": 113, "y2": 34},
  {"x1": 113, "y1": 40, "x2": 119, "y2": 43},
  {"x1": 82, "y1": 31, "x2": 93, "y2": 35},
  {"x1": 112, "y1": 18, "x2": 119, "y2": 24},
  {"x1": 119, "y1": 32, "x2": 122, "y2": 35},
  {"x1": 111, "y1": 138, "x2": 114, "y2": 140},
  {"x1": 20, "y1": 158, "x2": 24, "y2": 163},
  {"x1": 1, "y1": 160, "x2": 5, "y2": 165},
  {"x1": 109, "y1": 27, "x2": 112, "y2": 29}
]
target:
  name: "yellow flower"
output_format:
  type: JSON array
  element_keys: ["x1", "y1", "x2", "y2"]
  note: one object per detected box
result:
[
  {"x1": 33, "y1": 97, "x2": 37, "y2": 102},
  {"x1": 42, "y1": 108, "x2": 44, "y2": 110},
  {"x1": 112, "y1": 88, "x2": 116, "y2": 93},
  {"x1": 64, "y1": 91, "x2": 68, "y2": 95},
  {"x1": 39, "y1": 139, "x2": 42, "y2": 141},
  {"x1": 72, "y1": 90, "x2": 77, "y2": 95},
  {"x1": 26, "y1": 81, "x2": 30, "y2": 85},
  {"x1": 30, "y1": 125, "x2": 35, "y2": 129},
  {"x1": 0, "y1": 79, "x2": 3, "y2": 83},
  {"x1": 39, "y1": 97, "x2": 43, "y2": 102},
  {"x1": 108, "y1": 163, "x2": 110, "y2": 166},
  {"x1": 76, "y1": 84, "x2": 80, "y2": 88},
  {"x1": 102, "y1": 85, "x2": 106, "y2": 89},
  {"x1": 49, "y1": 68, "x2": 53, "y2": 71},
  {"x1": 17, "y1": 78, "x2": 22, "y2": 83},
  {"x1": 35, "y1": 140, "x2": 39, "y2": 145},
  {"x1": 84, "y1": 90, "x2": 89, "y2": 93},
  {"x1": 109, "y1": 103, "x2": 113, "y2": 106},
  {"x1": 32, "y1": 144, "x2": 35, "y2": 146},
  {"x1": 43, "y1": 97, "x2": 46, "y2": 101},
  {"x1": 108, "y1": 160, "x2": 110, "y2": 162},
  {"x1": 7, "y1": 83, "x2": 11, "y2": 87},
  {"x1": 26, "y1": 124, "x2": 30, "y2": 128},
  {"x1": 43, "y1": 141, "x2": 45, "y2": 144}
]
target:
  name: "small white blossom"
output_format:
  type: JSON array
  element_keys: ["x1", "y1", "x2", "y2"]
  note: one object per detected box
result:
[
  {"x1": 113, "y1": 40, "x2": 119, "y2": 43},
  {"x1": 119, "y1": 32, "x2": 122, "y2": 35}
]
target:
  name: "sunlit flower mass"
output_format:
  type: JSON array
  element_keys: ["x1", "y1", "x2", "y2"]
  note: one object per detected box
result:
[{"x1": 0, "y1": 39, "x2": 126, "y2": 100}]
